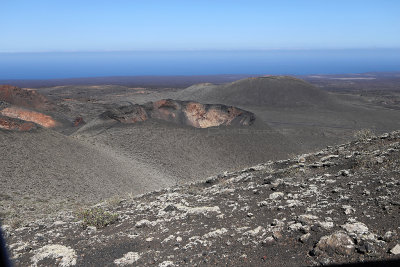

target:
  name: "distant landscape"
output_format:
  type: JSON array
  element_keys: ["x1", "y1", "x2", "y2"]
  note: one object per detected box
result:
[{"x1": 2, "y1": 72, "x2": 400, "y2": 266}]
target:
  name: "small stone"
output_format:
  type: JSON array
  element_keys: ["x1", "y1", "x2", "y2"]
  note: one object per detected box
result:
[
  {"x1": 380, "y1": 133, "x2": 389, "y2": 139},
  {"x1": 320, "y1": 155, "x2": 339, "y2": 162},
  {"x1": 342, "y1": 205, "x2": 355, "y2": 215},
  {"x1": 383, "y1": 231, "x2": 395, "y2": 242},
  {"x1": 271, "y1": 218, "x2": 285, "y2": 227},
  {"x1": 261, "y1": 236, "x2": 275, "y2": 246},
  {"x1": 289, "y1": 223, "x2": 303, "y2": 232},
  {"x1": 263, "y1": 177, "x2": 273, "y2": 184},
  {"x1": 390, "y1": 244, "x2": 400, "y2": 255},
  {"x1": 319, "y1": 258, "x2": 331, "y2": 265},
  {"x1": 159, "y1": 261, "x2": 175, "y2": 267},
  {"x1": 86, "y1": 226, "x2": 97, "y2": 234},
  {"x1": 357, "y1": 241, "x2": 375, "y2": 254},
  {"x1": 300, "y1": 233, "x2": 311, "y2": 243},
  {"x1": 269, "y1": 192, "x2": 284, "y2": 200},
  {"x1": 135, "y1": 219, "x2": 153, "y2": 228},
  {"x1": 317, "y1": 221, "x2": 334, "y2": 230},
  {"x1": 164, "y1": 205, "x2": 178, "y2": 212},
  {"x1": 272, "y1": 231, "x2": 282, "y2": 241},
  {"x1": 363, "y1": 189, "x2": 371, "y2": 196},
  {"x1": 297, "y1": 214, "x2": 319, "y2": 225},
  {"x1": 258, "y1": 201, "x2": 269, "y2": 207}
]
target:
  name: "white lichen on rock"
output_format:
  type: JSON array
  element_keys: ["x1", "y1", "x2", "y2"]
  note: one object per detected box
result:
[
  {"x1": 203, "y1": 228, "x2": 228, "y2": 238},
  {"x1": 31, "y1": 244, "x2": 77, "y2": 267},
  {"x1": 114, "y1": 252, "x2": 141, "y2": 266},
  {"x1": 159, "y1": 260, "x2": 175, "y2": 266},
  {"x1": 341, "y1": 222, "x2": 369, "y2": 235},
  {"x1": 175, "y1": 204, "x2": 220, "y2": 214}
]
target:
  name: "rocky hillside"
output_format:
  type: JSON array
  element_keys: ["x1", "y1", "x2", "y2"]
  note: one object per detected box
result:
[
  {"x1": 0, "y1": 85, "x2": 54, "y2": 111},
  {"x1": 3, "y1": 131, "x2": 400, "y2": 266},
  {"x1": 0, "y1": 86, "x2": 71, "y2": 131}
]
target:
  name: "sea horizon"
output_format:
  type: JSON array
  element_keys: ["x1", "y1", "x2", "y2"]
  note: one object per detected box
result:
[{"x1": 1, "y1": 48, "x2": 400, "y2": 80}]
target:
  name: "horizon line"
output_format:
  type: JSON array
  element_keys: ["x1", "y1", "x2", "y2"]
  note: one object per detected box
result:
[
  {"x1": 1, "y1": 47, "x2": 400, "y2": 54},
  {"x1": 2, "y1": 71, "x2": 400, "y2": 82}
]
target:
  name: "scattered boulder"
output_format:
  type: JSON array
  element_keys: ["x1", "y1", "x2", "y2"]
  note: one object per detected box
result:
[
  {"x1": 312, "y1": 231, "x2": 355, "y2": 256},
  {"x1": 341, "y1": 222, "x2": 369, "y2": 236}
]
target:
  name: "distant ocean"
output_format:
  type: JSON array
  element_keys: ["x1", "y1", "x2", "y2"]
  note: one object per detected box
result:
[{"x1": 1, "y1": 49, "x2": 400, "y2": 79}]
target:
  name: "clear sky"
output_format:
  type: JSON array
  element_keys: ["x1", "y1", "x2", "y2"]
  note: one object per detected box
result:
[{"x1": 1, "y1": 0, "x2": 400, "y2": 52}]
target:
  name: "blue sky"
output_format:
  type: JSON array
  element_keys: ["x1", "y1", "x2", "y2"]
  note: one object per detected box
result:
[{"x1": 1, "y1": 0, "x2": 400, "y2": 52}]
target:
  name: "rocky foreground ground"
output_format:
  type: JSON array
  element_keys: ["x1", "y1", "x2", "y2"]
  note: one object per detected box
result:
[{"x1": 2, "y1": 131, "x2": 400, "y2": 266}]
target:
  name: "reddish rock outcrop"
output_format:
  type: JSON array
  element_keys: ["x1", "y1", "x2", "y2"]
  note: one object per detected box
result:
[
  {"x1": 184, "y1": 101, "x2": 251, "y2": 128},
  {"x1": 0, "y1": 85, "x2": 54, "y2": 111},
  {"x1": 0, "y1": 106, "x2": 58, "y2": 128},
  {"x1": 0, "y1": 116, "x2": 37, "y2": 131},
  {"x1": 102, "y1": 99, "x2": 255, "y2": 128}
]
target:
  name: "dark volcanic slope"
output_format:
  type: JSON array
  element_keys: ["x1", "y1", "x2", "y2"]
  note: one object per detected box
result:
[
  {"x1": 4, "y1": 131, "x2": 400, "y2": 266},
  {"x1": 74, "y1": 115, "x2": 298, "y2": 183},
  {"x1": 175, "y1": 76, "x2": 337, "y2": 108},
  {"x1": 0, "y1": 127, "x2": 177, "y2": 222},
  {"x1": 0, "y1": 98, "x2": 300, "y2": 225}
]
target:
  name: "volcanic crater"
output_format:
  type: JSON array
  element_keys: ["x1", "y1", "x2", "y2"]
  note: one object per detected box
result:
[{"x1": 102, "y1": 99, "x2": 255, "y2": 128}]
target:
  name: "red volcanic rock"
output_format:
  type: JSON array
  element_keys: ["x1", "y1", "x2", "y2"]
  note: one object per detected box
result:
[
  {"x1": 102, "y1": 99, "x2": 255, "y2": 128},
  {"x1": 0, "y1": 106, "x2": 58, "y2": 128},
  {"x1": 0, "y1": 85, "x2": 54, "y2": 111},
  {"x1": 184, "y1": 102, "x2": 251, "y2": 128},
  {"x1": 0, "y1": 116, "x2": 37, "y2": 131},
  {"x1": 73, "y1": 116, "x2": 86, "y2": 127}
]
